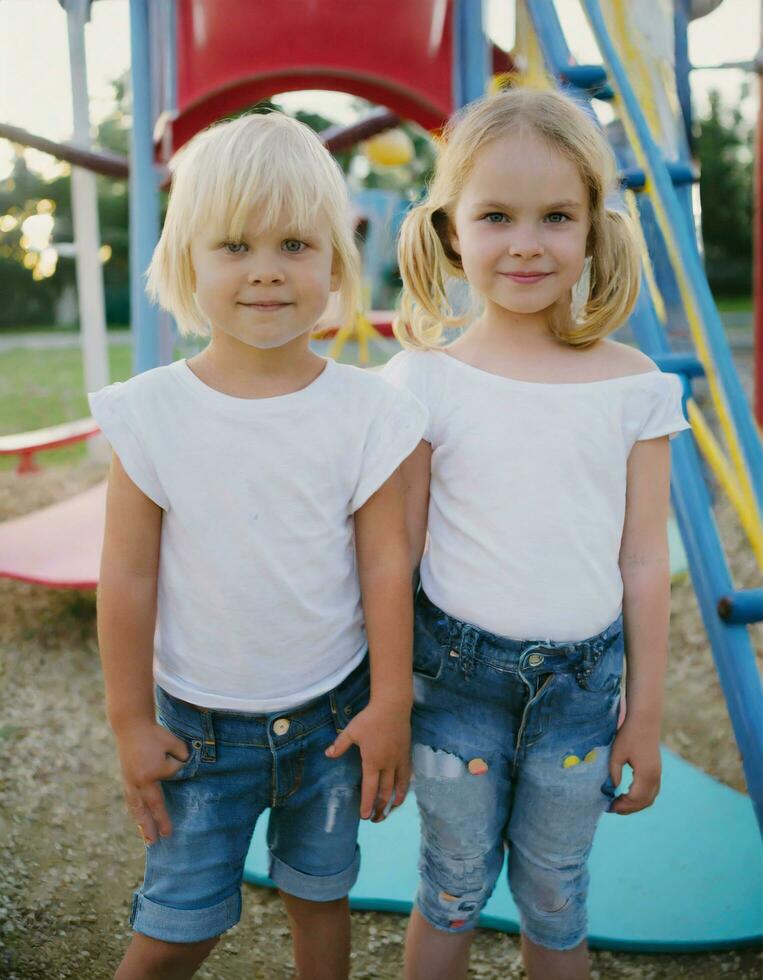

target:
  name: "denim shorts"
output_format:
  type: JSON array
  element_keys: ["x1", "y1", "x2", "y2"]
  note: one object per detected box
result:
[
  {"x1": 129, "y1": 657, "x2": 370, "y2": 944},
  {"x1": 411, "y1": 590, "x2": 623, "y2": 951}
]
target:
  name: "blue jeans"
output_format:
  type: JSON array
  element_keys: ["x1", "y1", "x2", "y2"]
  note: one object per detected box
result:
[
  {"x1": 129, "y1": 657, "x2": 370, "y2": 943},
  {"x1": 411, "y1": 590, "x2": 623, "y2": 951}
]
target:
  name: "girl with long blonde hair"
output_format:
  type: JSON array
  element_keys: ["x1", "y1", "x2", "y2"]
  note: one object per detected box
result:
[{"x1": 384, "y1": 88, "x2": 689, "y2": 980}]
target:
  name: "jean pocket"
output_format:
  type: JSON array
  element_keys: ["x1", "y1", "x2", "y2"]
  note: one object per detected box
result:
[
  {"x1": 157, "y1": 721, "x2": 202, "y2": 782},
  {"x1": 601, "y1": 773, "x2": 618, "y2": 811},
  {"x1": 560, "y1": 654, "x2": 622, "y2": 726},
  {"x1": 576, "y1": 637, "x2": 624, "y2": 695},
  {"x1": 332, "y1": 681, "x2": 371, "y2": 734},
  {"x1": 577, "y1": 671, "x2": 621, "y2": 697},
  {"x1": 412, "y1": 626, "x2": 445, "y2": 680},
  {"x1": 155, "y1": 696, "x2": 204, "y2": 781}
]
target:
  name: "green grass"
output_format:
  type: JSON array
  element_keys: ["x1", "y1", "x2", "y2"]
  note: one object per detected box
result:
[
  {"x1": 0, "y1": 323, "x2": 130, "y2": 334},
  {"x1": 0, "y1": 346, "x2": 133, "y2": 468},
  {"x1": 715, "y1": 296, "x2": 752, "y2": 313},
  {"x1": 0, "y1": 338, "x2": 398, "y2": 471}
]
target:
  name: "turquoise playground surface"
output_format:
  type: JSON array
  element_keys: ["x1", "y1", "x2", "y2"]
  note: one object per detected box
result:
[{"x1": 244, "y1": 748, "x2": 762, "y2": 952}]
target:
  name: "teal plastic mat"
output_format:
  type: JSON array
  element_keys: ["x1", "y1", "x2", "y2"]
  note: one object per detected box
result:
[{"x1": 244, "y1": 748, "x2": 762, "y2": 951}]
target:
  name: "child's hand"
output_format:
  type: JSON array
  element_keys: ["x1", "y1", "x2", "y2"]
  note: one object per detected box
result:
[
  {"x1": 114, "y1": 721, "x2": 191, "y2": 845},
  {"x1": 325, "y1": 702, "x2": 411, "y2": 822},
  {"x1": 608, "y1": 718, "x2": 661, "y2": 815}
]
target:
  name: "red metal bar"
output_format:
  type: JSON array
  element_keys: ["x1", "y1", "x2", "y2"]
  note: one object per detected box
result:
[
  {"x1": 0, "y1": 121, "x2": 131, "y2": 179},
  {"x1": 0, "y1": 111, "x2": 401, "y2": 183},
  {"x1": 16, "y1": 452, "x2": 40, "y2": 477}
]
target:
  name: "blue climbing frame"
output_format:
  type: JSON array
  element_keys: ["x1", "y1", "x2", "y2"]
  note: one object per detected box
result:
[{"x1": 523, "y1": 0, "x2": 763, "y2": 832}]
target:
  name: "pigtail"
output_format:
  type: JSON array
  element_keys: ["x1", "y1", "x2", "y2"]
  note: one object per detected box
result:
[
  {"x1": 394, "y1": 203, "x2": 466, "y2": 350},
  {"x1": 551, "y1": 207, "x2": 641, "y2": 348}
]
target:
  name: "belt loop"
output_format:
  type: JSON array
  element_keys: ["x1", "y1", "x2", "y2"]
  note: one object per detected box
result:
[
  {"x1": 459, "y1": 625, "x2": 479, "y2": 679},
  {"x1": 589, "y1": 637, "x2": 607, "y2": 665},
  {"x1": 329, "y1": 691, "x2": 343, "y2": 731},
  {"x1": 447, "y1": 614, "x2": 460, "y2": 652},
  {"x1": 200, "y1": 710, "x2": 216, "y2": 762},
  {"x1": 579, "y1": 637, "x2": 604, "y2": 681}
]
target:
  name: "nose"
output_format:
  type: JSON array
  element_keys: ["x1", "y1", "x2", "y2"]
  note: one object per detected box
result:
[
  {"x1": 246, "y1": 259, "x2": 285, "y2": 285},
  {"x1": 508, "y1": 226, "x2": 543, "y2": 259}
]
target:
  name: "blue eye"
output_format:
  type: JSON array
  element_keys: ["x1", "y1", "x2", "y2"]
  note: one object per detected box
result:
[
  {"x1": 283, "y1": 239, "x2": 306, "y2": 253},
  {"x1": 223, "y1": 241, "x2": 247, "y2": 254},
  {"x1": 483, "y1": 213, "x2": 508, "y2": 224},
  {"x1": 545, "y1": 213, "x2": 570, "y2": 223}
]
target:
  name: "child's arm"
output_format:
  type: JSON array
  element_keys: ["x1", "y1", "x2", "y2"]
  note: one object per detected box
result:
[
  {"x1": 325, "y1": 465, "x2": 413, "y2": 822},
  {"x1": 610, "y1": 434, "x2": 672, "y2": 815},
  {"x1": 98, "y1": 454, "x2": 190, "y2": 844},
  {"x1": 399, "y1": 439, "x2": 432, "y2": 575}
]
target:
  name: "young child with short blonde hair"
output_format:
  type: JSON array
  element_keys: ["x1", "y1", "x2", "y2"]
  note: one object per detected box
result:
[{"x1": 91, "y1": 111, "x2": 426, "y2": 980}]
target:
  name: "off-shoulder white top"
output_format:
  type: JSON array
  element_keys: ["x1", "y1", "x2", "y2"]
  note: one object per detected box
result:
[{"x1": 384, "y1": 349, "x2": 691, "y2": 641}]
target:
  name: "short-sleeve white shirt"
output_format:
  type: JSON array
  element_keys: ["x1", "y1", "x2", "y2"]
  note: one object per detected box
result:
[
  {"x1": 383, "y1": 349, "x2": 691, "y2": 641},
  {"x1": 89, "y1": 358, "x2": 427, "y2": 711}
]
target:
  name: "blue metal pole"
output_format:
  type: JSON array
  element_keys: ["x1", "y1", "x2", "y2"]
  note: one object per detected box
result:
[
  {"x1": 165, "y1": 0, "x2": 177, "y2": 117},
  {"x1": 129, "y1": 0, "x2": 160, "y2": 373},
  {"x1": 452, "y1": 0, "x2": 489, "y2": 110},
  {"x1": 673, "y1": 0, "x2": 694, "y2": 151},
  {"x1": 629, "y1": 299, "x2": 763, "y2": 830},
  {"x1": 582, "y1": 0, "x2": 763, "y2": 507},
  {"x1": 670, "y1": 434, "x2": 763, "y2": 830},
  {"x1": 523, "y1": 0, "x2": 763, "y2": 835},
  {"x1": 524, "y1": 0, "x2": 570, "y2": 76}
]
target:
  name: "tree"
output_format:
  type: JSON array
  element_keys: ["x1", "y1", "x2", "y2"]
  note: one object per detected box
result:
[
  {"x1": 0, "y1": 153, "x2": 72, "y2": 328},
  {"x1": 0, "y1": 72, "x2": 130, "y2": 329},
  {"x1": 695, "y1": 86, "x2": 753, "y2": 297}
]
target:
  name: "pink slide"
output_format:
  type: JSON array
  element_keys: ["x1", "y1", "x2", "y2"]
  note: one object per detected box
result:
[{"x1": 0, "y1": 482, "x2": 106, "y2": 589}]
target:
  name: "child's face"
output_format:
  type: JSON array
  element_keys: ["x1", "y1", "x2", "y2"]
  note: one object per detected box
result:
[
  {"x1": 451, "y1": 132, "x2": 591, "y2": 322},
  {"x1": 190, "y1": 208, "x2": 340, "y2": 349}
]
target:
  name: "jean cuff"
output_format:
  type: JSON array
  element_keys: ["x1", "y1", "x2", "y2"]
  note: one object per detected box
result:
[
  {"x1": 519, "y1": 916, "x2": 586, "y2": 951},
  {"x1": 130, "y1": 888, "x2": 240, "y2": 943},
  {"x1": 268, "y1": 845, "x2": 360, "y2": 901}
]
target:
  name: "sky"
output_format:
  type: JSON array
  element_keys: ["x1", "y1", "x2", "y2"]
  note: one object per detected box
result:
[{"x1": 0, "y1": 0, "x2": 759, "y2": 181}]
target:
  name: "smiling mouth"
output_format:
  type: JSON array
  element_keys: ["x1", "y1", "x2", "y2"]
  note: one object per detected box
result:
[
  {"x1": 238, "y1": 301, "x2": 292, "y2": 309},
  {"x1": 500, "y1": 272, "x2": 551, "y2": 283}
]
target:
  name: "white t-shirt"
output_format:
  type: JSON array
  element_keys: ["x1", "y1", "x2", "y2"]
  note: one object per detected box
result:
[
  {"x1": 89, "y1": 358, "x2": 427, "y2": 711},
  {"x1": 383, "y1": 349, "x2": 691, "y2": 642}
]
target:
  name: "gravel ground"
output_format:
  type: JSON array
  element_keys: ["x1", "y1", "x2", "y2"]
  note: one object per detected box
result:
[{"x1": 0, "y1": 459, "x2": 761, "y2": 980}]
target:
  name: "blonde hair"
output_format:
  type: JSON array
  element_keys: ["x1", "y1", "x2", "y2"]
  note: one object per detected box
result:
[
  {"x1": 147, "y1": 112, "x2": 361, "y2": 335},
  {"x1": 395, "y1": 89, "x2": 640, "y2": 349}
]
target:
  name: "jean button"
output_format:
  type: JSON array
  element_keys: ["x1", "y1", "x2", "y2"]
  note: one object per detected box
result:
[
  {"x1": 273, "y1": 718, "x2": 290, "y2": 736},
  {"x1": 528, "y1": 653, "x2": 544, "y2": 667}
]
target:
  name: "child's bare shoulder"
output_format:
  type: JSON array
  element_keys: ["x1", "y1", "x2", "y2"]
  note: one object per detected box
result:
[{"x1": 597, "y1": 340, "x2": 658, "y2": 379}]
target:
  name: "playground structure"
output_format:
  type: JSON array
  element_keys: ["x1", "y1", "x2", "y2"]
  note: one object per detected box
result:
[
  {"x1": 0, "y1": 0, "x2": 761, "y2": 952},
  {"x1": 0, "y1": 417, "x2": 100, "y2": 475}
]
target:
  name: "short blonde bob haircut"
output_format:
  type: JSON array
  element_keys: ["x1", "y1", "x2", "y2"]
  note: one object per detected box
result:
[
  {"x1": 147, "y1": 111, "x2": 361, "y2": 336},
  {"x1": 395, "y1": 88, "x2": 640, "y2": 350}
]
